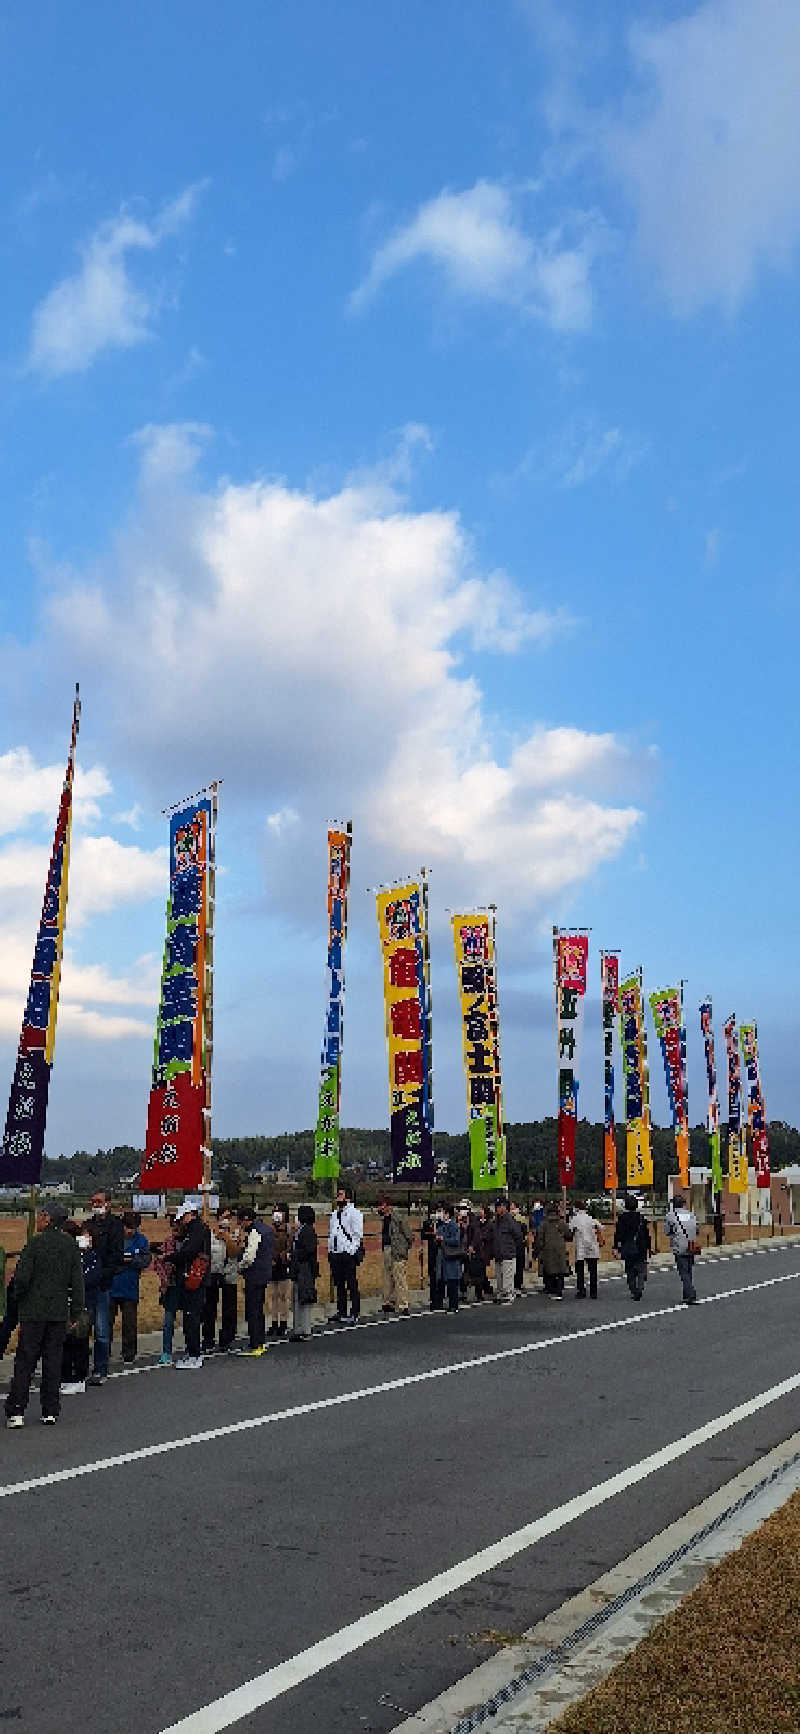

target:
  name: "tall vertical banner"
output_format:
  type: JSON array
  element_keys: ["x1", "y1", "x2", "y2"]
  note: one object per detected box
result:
[
  {"x1": 554, "y1": 930, "x2": 589, "y2": 1189},
  {"x1": 699, "y1": 999, "x2": 723, "y2": 1195},
  {"x1": 724, "y1": 1015, "x2": 747, "y2": 1194},
  {"x1": 740, "y1": 1022, "x2": 770, "y2": 1189},
  {"x1": 452, "y1": 910, "x2": 506, "y2": 1191},
  {"x1": 601, "y1": 952, "x2": 619, "y2": 1191},
  {"x1": 0, "y1": 687, "x2": 81, "y2": 1186},
  {"x1": 376, "y1": 878, "x2": 434, "y2": 1183},
  {"x1": 649, "y1": 983, "x2": 689, "y2": 1188},
  {"x1": 314, "y1": 824, "x2": 351, "y2": 1180},
  {"x1": 141, "y1": 791, "x2": 216, "y2": 1192},
  {"x1": 620, "y1": 968, "x2": 653, "y2": 1187}
]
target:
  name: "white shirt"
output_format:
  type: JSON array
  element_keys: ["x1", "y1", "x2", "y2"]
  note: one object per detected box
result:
[
  {"x1": 569, "y1": 1209, "x2": 601, "y2": 1260},
  {"x1": 328, "y1": 1202, "x2": 364, "y2": 1255}
]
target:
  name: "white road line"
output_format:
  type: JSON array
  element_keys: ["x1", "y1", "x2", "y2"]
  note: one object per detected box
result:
[
  {"x1": 1, "y1": 1268, "x2": 798, "y2": 1503},
  {"x1": 158, "y1": 1369, "x2": 800, "y2": 1734}
]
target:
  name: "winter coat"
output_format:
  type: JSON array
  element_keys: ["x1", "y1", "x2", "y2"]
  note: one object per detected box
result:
[
  {"x1": 271, "y1": 1224, "x2": 290, "y2": 1280},
  {"x1": 569, "y1": 1209, "x2": 602, "y2": 1261},
  {"x1": 13, "y1": 1225, "x2": 84, "y2": 1323},
  {"x1": 239, "y1": 1219, "x2": 273, "y2": 1283},
  {"x1": 328, "y1": 1202, "x2": 363, "y2": 1256},
  {"x1": 664, "y1": 1207, "x2": 697, "y2": 1255},
  {"x1": 613, "y1": 1209, "x2": 652, "y2": 1263},
  {"x1": 111, "y1": 1231, "x2": 151, "y2": 1302},
  {"x1": 89, "y1": 1212, "x2": 125, "y2": 1290},
  {"x1": 438, "y1": 1218, "x2": 462, "y2": 1281},
  {"x1": 166, "y1": 1218, "x2": 212, "y2": 1289},
  {"x1": 384, "y1": 1211, "x2": 413, "y2": 1263},
  {"x1": 290, "y1": 1222, "x2": 319, "y2": 1305},
  {"x1": 534, "y1": 1213, "x2": 571, "y2": 1276},
  {"x1": 80, "y1": 1245, "x2": 103, "y2": 1298},
  {"x1": 493, "y1": 1212, "x2": 525, "y2": 1262}
]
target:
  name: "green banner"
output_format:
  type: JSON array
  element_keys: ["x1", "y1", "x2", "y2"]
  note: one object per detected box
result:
[
  {"x1": 710, "y1": 1128, "x2": 723, "y2": 1195},
  {"x1": 470, "y1": 1106, "x2": 506, "y2": 1192},
  {"x1": 314, "y1": 1061, "x2": 340, "y2": 1180}
]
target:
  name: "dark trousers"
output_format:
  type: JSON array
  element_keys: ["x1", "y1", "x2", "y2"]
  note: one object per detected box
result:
[
  {"x1": 675, "y1": 1252, "x2": 697, "y2": 1302},
  {"x1": 473, "y1": 1268, "x2": 491, "y2": 1301},
  {"x1": 329, "y1": 1252, "x2": 360, "y2": 1319},
  {"x1": 445, "y1": 1277, "x2": 460, "y2": 1311},
  {"x1": 62, "y1": 1331, "x2": 90, "y2": 1383},
  {"x1": 244, "y1": 1278, "x2": 266, "y2": 1348},
  {"x1": 514, "y1": 1249, "x2": 525, "y2": 1290},
  {"x1": 0, "y1": 1277, "x2": 18, "y2": 1356},
  {"x1": 182, "y1": 1287, "x2": 204, "y2": 1356},
  {"x1": 6, "y1": 1320, "x2": 66, "y2": 1418},
  {"x1": 575, "y1": 1257, "x2": 598, "y2": 1298},
  {"x1": 202, "y1": 1276, "x2": 238, "y2": 1349},
  {"x1": 110, "y1": 1297, "x2": 139, "y2": 1362},
  {"x1": 625, "y1": 1257, "x2": 647, "y2": 1299},
  {"x1": 543, "y1": 1272, "x2": 565, "y2": 1295}
]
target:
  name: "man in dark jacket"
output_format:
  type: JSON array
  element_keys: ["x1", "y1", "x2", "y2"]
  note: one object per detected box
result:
[
  {"x1": 493, "y1": 1198, "x2": 525, "y2": 1303},
  {"x1": 165, "y1": 1201, "x2": 212, "y2": 1368},
  {"x1": 237, "y1": 1206, "x2": 273, "y2": 1356},
  {"x1": 86, "y1": 1189, "x2": 125, "y2": 1385},
  {"x1": 5, "y1": 1201, "x2": 85, "y2": 1427},
  {"x1": 613, "y1": 1196, "x2": 652, "y2": 1300}
]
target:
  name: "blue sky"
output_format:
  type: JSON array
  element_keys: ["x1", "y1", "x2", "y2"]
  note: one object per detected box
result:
[{"x1": 0, "y1": 0, "x2": 798, "y2": 1155}]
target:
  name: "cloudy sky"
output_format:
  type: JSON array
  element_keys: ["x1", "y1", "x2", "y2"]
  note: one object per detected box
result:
[{"x1": 1, "y1": 0, "x2": 798, "y2": 1155}]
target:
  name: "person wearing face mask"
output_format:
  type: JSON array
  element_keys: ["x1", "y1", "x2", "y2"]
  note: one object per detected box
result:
[
  {"x1": 327, "y1": 1186, "x2": 364, "y2": 1324},
  {"x1": 61, "y1": 1220, "x2": 101, "y2": 1395},
  {"x1": 202, "y1": 1211, "x2": 241, "y2": 1354},
  {"x1": 86, "y1": 1191, "x2": 125, "y2": 1387},
  {"x1": 268, "y1": 1204, "x2": 291, "y2": 1339}
]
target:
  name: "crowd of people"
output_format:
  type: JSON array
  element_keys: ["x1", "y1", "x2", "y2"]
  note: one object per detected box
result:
[{"x1": 0, "y1": 1183, "x2": 700, "y2": 1427}]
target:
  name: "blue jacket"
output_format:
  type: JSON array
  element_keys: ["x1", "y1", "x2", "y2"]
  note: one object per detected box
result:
[
  {"x1": 439, "y1": 1218, "x2": 463, "y2": 1281},
  {"x1": 111, "y1": 1232, "x2": 151, "y2": 1302}
]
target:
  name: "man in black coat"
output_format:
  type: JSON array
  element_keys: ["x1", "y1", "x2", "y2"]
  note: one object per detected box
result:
[
  {"x1": 86, "y1": 1189, "x2": 125, "y2": 1385},
  {"x1": 613, "y1": 1196, "x2": 652, "y2": 1300},
  {"x1": 5, "y1": 1201, "x2": 85, "y2": 1427},
  {"x1": 165, "y1": 1201, "x2": 212, "y2": 1369}
]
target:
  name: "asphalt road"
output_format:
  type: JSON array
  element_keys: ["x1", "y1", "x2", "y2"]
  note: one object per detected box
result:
[{"x1": 1, "y1": 1241, "x2": 799, "y2": 1734}]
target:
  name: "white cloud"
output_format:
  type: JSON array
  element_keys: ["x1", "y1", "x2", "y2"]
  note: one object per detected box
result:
[
  {"x1": 131, "y1": 421, "x2": 213, "y2": 487},
  {"x1": 31, "y1": 429, "x2": 645, "y2": 928},
  {"x1": 350, "y1": 180, "x2": 600, "y2": 331},
  {"x1": 508, "y1": 415, "x2": 648, "y2": 490},
  {"x1": 0, "y1": 833, "x2": 165, "y2": 928},
  {"x1": 0, "y1": 749, "x2": 111, "y2": 834},
  {"x1": 29, "y1": 185, "x2": 205, "y2": 376},
  {"x1": 607, "y1": 0, "x2": 800, "y2": 312}
]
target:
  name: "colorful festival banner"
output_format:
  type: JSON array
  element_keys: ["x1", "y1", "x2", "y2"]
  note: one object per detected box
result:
[
  {"x1": 554, "y1": 930, "x2": 589, "y2": 1188},
  {"x1": 649, "y1": 983, "x2": 689, "y2": 1188},
  {"x1": 740, "y1": 1022, "x2": 770, "y2": 1190},
  {"x1": 724, "y1": 1015, "x2": 747, "y2": 1195},
  {"x1": 452, "y1": 910, "x2": 506, "y2": 1192},
  {"x1": 0, "y1": 687, "x2": 81, "y2": 1186},
  {"x1": 141, "y1": 791, "x2": 217, "y2": 1192},
  {"x1": 601, "y1": 951, "x2": 619, "y2": 1191},
  {"x1": 699, "y1": 999, "x2": 723, "y2": 1195},
  {"x1": 376, "y1": 878, "x2": 434, "y2": 1182},
  {"x1": 314, "y1": 824, "x2": 352, "y2": 1181},
  {"x1": 620, "y1": 968, "x2": 653, "y2": 1187}
]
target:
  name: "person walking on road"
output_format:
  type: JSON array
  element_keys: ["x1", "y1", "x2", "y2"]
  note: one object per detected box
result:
[
  {"x1": 569, "y1": 1200, "x2": 604, "y2": 1300},
  {"x1": 5, "y1": 1201, "x2": 84, "y2": 1427},
  {"x1": 289, "y1": 1206, "x2": 318, "y2": 1340},
  {"x1": 438, "y1": 1205, "x2": 463, "y2": 1313},
  {"x1": 534, "y1": 1201, "x2": 571, "y2": 1299},
  {"x1": 86, "y1": 1190, "x2": 124, "y2": 1386},
  {"x1": 493, "y1": 1198, "x2": 524, "y2": 1303},
  {"x1": 379, "y1": 1197, "x2": 413, "y2": 1315},
  {"x1": 110, "y1": 1212, "x2": 151, "y2": 1363},
  {"x1": 237, "y1": 1205, "x2": 273, "y2": 1355},
  {"x1": 664, "y1": 1192, "x2": 699, "y2": 1305},
  {"x1": 613, "y1": 1196, "x2": 652, "y2": 1300},
  {"x1": 327, "y1": 1186, "x2": 363, "y2": 1323}
]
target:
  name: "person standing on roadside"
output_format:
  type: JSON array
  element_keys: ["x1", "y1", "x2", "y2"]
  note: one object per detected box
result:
[
  {"x1": 5, "y1": 1201, "x2": 84, "y2": 1428},
  {"x1": 493, "y1": 1197, "x2": 525, "y2": 1303},
  {"x1": 110, "y1": 1212, "x2": 151, "y2": 1364},
  {"x1": 327, "y1": 1186, "x2": 363, "y2": 1323},
  {"x1": 153, "y1": 1213, "x2": 180, "y2": 1364},
  {"x1": 268, "y1": 1205, "x2": 291, "y2": 1339},
  {"x1": 86, "y1": 1190, "x2": 124, "y2": 1386},
  {"x1": 203, "y1": 1210, "x2": 241, "y2": 1353},
  {"x1": 511, "y1": 1202, "x2": 528, "y2": 1292},
  {"x1": 237, "y1": 1205, "x2": 273, "y2": 1355},
  {"x1": 664, "y1": 1192, "x2": 699, "y2": 1305},
  {"x1": 164, "y1": 1201, "x2": 212, "y2": 1368},
  {"x1": 378, "y1": 1197, "x2": 413, "y2": 1316},
  {"x1": 438, "y1": 1204, "x2": 463, "y2": 1313},
  {"x1": 289, "y1": 1206, "x2": 319, "y2": 1340},
  {"x1": 61, "y1": 1220, "x2": 100, "y2": 1395},
  {"x1": 534, "y1": 1200, "x2": 571, "y2": 1299},
  {"x1": 568, "y1": 1200, "x2": 604, "y2": 1300},
  {"x1": 613, "y1": 1195, "x2": 652, "y2": 1300}
]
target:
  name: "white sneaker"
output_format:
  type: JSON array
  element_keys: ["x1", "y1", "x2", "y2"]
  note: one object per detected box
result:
[
  {"x1": 6, "y1": 1415, "x2": 24, "y2": 1428},
  {"x1": 175, "y1": 1355, "x2": 203, "y2": 1369},
  {"x1": 61, "y1": 1381, "x2": 86, "y2": 1395}
]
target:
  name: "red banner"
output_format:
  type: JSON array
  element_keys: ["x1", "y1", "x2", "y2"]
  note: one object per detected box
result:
[{"x1": 141, "y1": 1070, "x2": 204, "y2": 1191}]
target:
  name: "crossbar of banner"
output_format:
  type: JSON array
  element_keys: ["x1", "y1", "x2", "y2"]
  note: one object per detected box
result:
[{"x1": 161, "y1": 778, "x2": 222, "y2": 817}]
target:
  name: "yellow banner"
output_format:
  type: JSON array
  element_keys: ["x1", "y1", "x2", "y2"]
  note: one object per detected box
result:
[
  {"x1": 728, "y1": 1129, "x2": 748, "y2": 1194},
  {"x1": 626, "y1": 1120, "x2": 653, "y2": 1188},
  {"x1": 676, "y1": 1124, "x2": 690, "y2": 1188}
]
